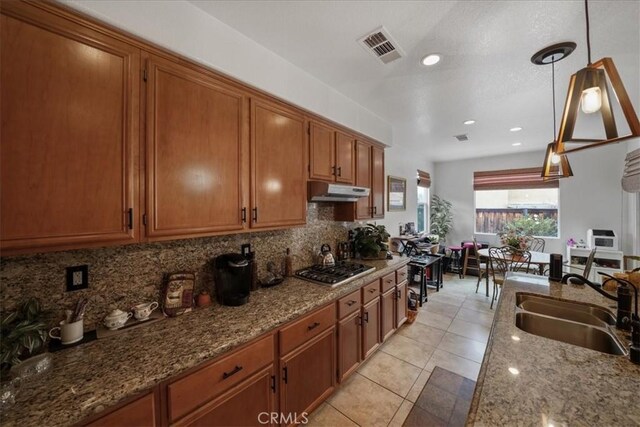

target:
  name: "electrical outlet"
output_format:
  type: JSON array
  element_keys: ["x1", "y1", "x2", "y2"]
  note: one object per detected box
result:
[
  {"x1": 241, "y1": 243, "x2": 251, "y2": 258},
  {"x1": 66, "y1": 265, "x2": 88, "y2": 291}
]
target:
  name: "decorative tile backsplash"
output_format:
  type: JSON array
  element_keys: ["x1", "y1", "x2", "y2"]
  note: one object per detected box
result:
[{"x1": 0, "y1": 204, "x2": 352, "y2": 331}]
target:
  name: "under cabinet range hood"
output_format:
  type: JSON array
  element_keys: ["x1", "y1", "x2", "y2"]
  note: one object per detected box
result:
[{"x1": 308, "y1": 181, "x2": 370, "y2": 202}]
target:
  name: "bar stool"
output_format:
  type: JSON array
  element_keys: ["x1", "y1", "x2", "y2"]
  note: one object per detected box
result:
[
  {"x1": 447, "y1": 246, "x2": 463, "y2": 278},
  {"x1": 461, "y1": 242, "x2": 476, "y2": 278}
]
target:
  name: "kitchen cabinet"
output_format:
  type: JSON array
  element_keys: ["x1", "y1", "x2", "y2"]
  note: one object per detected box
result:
[
  {"x1": 362, "y1": 297, "x2": 381, "y2": 359},
  {"x1": 334, "y1": 140, "x2": 385, "y2": 221},
  {"x1": 144, "y1": 53, "x2": 246, "y2": 239},
  {"x1": 0, "y1": 6, "x2": 140, "y2": 254},
  {"x1": 396, "y1": 281, "x2": 408, "y2": 327},
  {"x1": 86, "y1": 391, "x2": 156, "y2": 427},
  {"x1": 251, "y1": 99, "x2": 307, "y2": 228},
  {"x1": 174, "y1": 366, "x2": 276, "y2": 427},
  {"x1": 308, "y1": 121, "x2": 355, "y2": 185},
  {"x1": 337, "y1": 289, "x2": 362, "y2": 383},
  {"x1": 380, "y1": 288, "x2": 396, "y2": 342}
]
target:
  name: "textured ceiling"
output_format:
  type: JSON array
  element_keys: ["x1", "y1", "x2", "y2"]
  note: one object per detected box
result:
[{"x1": 190, "y1": 0, "x2": 640, "y2": 161}]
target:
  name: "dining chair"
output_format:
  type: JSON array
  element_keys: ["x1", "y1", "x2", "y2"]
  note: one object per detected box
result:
[
  {"x1": 488, "y1": 246, "x2": 531, "y2": 309},
  {"x1": 527, "y1": 236, "x2": 545, "y2": 252}
]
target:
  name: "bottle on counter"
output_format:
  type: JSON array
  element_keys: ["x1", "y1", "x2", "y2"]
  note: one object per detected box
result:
[{"x1": 284, "y1": 248, "x2": 293, "y2": 277}]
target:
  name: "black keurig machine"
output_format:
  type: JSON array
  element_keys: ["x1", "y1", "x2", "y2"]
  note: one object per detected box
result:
[
  {"x1": 549, "y1": 253, "x2": 563, "y2": 282},
  {"x1": 214, "y1": 253, "x2": 251, "y2": 306}
]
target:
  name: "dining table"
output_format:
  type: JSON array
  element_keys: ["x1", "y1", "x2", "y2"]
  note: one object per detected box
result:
[{"x1": 477, "y1": 248, "x2": 550, "y2": 296}]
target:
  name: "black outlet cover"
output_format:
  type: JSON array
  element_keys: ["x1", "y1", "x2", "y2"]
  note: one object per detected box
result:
[{"x1": 66, "y1": 265, "x2": 88, "y2": 291}]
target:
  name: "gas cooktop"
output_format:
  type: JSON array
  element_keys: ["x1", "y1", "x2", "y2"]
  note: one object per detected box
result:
[{"x1": 295, "y1": 261, "x2": 375, "y2": 287}]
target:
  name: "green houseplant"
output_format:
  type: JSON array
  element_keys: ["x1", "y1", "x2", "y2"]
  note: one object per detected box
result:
[
  {"x1": 430, "y1": 195, "x2": 453, "y2": 244},
  {"x1": 353, "y1": 224, "x2": 390, "y2": 259},
  {"x1": 0, "y1": 298, "x2": 48, "y2": 381}
]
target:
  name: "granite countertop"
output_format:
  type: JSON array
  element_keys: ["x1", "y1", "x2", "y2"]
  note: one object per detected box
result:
[
  {"x1": 1, "y1": 256, "x2": 410, "y2": 427},
  {"x1": 468, "y1": 273, "x2": 640, "y2": 426}
]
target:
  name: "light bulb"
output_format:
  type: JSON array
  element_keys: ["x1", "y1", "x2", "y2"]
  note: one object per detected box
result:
[
  {"x1": 581, "y1": 86, "x2": 602, "y2": 114},
  {"x1": 551, "y1": 153, "x2": 561, "y2": 164}
]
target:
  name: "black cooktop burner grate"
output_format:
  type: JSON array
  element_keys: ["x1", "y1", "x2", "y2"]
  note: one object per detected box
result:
[{"x1": 295, "y1": 261, "x2": 375, "y2": 287}]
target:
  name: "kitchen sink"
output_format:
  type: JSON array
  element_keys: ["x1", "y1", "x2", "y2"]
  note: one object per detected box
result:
[
  {"x1": 515, "y1": 312, "x2": 626, "y2": 355},
  {"x1": 516, "y1": 293, "x2": 616, "y2": 326}
]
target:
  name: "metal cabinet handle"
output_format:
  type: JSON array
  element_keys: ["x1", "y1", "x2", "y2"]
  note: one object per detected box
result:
[
  {"x1": 337, "y1": 166, "x2": 342, "y2": 177},
  {"x1": 356, "y1": 316, "x2": 362, "y2": 326},
  {"x1": 222, "y1": 365, "x2": 243, "y2": 379},
  {"x1": 374, "y1": 206, "x2": 378, "y2": 215},
  {"x1": 241, "y1": 207, "x2": 247, "y2": 223},
  {"x1": 271, "y1": 375, "x2": 276, "y2": 393},
  {"x1": 396, "y1": 290, "x2": 401, "y2": 299},
  {"x1": 252, "y1": 207, "x2": 258, "y2": 222},
  {"x1": 369, "y1": 288, "x2": 376, "y2": 293},
  {"x1": 307, "y1": 321, "x2": 320, "y2": 331},
  {"x1": 364, "y1": 312, "x2": 369, "y2": 323},
  {"x1": 332, "y1": 165, "x2": 337, "y2": 176},
  {"x1": 127, "y1": 208, "x2": 133, "y2": 229},
  {"x1": 283, "y1": 366, "x2": 288, "y2": 384},
  {"x1": 346, "y1": 300, "x2": 357, "y2": 306}
]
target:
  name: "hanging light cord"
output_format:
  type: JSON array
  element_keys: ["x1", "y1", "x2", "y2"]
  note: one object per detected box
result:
[
  {"x1": 552, "y1": 58, "x2": 557, "y2": 141},
  {"x1": 585, "y1": 0, "x2": 592, "y2": 65}
]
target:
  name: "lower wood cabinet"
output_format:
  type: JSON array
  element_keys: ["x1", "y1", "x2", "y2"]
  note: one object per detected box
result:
[
  {"x1": 337, "y1": 310, "x2": 361, "y2": 383},
  {"x1": 362, "y1": 297, "x2": 381, "y2": 359},
  {"x1": 280, "y1": 327, "x2": 336, "y2": 426},
  {"x1": 380, "y1": 288, "x2": 396, "y2": 342},
  {"x1": 174, "y1": 366, "x2": 276, "y2": 427},
  {"x1": 86, "y1": 391, "x2": 156, "y2": 427},
  {"x1": 396, "y1": 281, "x2": 408, "y2": 327}
]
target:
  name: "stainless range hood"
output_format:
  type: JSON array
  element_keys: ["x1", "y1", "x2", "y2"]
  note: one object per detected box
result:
[{"x1": 308, "y1": 181, "x2": 370, "y2": 202}]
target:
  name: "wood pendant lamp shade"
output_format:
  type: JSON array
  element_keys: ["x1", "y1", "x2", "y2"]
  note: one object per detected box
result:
[
  {"x1": 541, "y1": 142, "x2": 573, "y2": 181},
  {"x1": 417, "y1": 170, "x2": 431, "y2": 188},
  {"x1": 555, "y1": 57, "x2": 640, "y2": 154}
]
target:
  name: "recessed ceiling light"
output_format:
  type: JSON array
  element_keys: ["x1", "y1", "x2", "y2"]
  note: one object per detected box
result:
[
  {"x1": 421, "y1": 54, "x2": 441, "y2": 66},
  {"x1": 463, "y1": 120, "x2": 476, "y2": 125},
  {"x1": 510, "y1": 127, "x2": 523, "y2": 132},
  {"x1": 512, "y1": 142, "x2": 522, "y2": 146}
]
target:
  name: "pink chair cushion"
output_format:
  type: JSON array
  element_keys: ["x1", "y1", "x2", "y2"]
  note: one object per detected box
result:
[{"x1": 448, "y1": 246, "x2": 463, "y2": 251}]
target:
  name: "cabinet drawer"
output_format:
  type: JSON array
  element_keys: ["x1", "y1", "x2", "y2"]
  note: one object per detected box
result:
[
  {"x1": 396, "y1": 267, "x2": 408, "y2": 284},
  {"x1": 362, "y1": 279, "x2": 380, "y2": 304},
  {"x1": 337, "y1": 289, "x2": 361, "y2": 319},
  {"x1": 86, "y1": 392, "x2": 156, "y2": 427},
  {"x1": 280, "y1": 304, "x2": 336, "y2": 355},
  {"x1": 380, "y1": 272, "x2": 396, "y2": 292},
  {"x1": 167, "y1": 334, "x2": 274, "y2": 423}
]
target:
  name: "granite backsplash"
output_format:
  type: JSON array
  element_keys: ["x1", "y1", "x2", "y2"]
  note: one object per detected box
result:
[{"x1": 0, "y1": 204, "x2": 354, "y2": 331}]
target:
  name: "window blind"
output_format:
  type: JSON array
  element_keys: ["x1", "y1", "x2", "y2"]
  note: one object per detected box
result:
[
  {"x1": 417, "y1": 170, "x2": 431, "y2": 188},
  {"x1": 473, "y1": 167, "x2": 559, "y2": 190},
  {"x1": 622, "y1": 148, "x2": 640, "y2": 193}
]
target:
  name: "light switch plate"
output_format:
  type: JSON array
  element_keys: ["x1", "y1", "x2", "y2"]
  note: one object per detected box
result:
[{"x1": 66, "y1": 265, "x2": 88, "y2": 291}]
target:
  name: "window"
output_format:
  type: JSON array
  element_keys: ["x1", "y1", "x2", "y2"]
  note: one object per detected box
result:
[
  {"x1": 417, "y1": 170, "x2": 431, "y2": 233},
  {"x1": 473, "y1": 168, "x2": 559, "y2": 237}
]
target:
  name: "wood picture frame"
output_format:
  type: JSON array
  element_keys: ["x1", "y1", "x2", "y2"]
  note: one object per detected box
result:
[{"x1": 387, "y1": 176, "x2": 406, "y2": 211}]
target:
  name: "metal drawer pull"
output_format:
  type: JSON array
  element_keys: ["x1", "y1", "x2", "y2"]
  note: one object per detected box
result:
[
  {"x1": 222, "y1": 365, "x2": 243, "y2": 379},
  {"x1": 346, "y1": 300, "x2": 357, "y2": 306},
  {"x1": 307, "y1": 321, "x2": 320, "y2": 330},
  {"x1": 369, "y1": 288, "x2": 376, "y2": 293},
  {"x1": 364, "y1": 312, "x2": 369, "y2": 323}
]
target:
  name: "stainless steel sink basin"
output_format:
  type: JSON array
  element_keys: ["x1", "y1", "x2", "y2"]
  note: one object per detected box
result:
[
  {"x1": 515, "y1": 312, "x2": 626, "y2": 355},
  {"x1": 516, "y1": 293, "x2": 616, "y2": 326}
]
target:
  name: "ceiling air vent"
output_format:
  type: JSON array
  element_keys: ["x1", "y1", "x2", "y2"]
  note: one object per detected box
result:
[
  {"x1": 454, "y1": 134, "x2": 469, "y2": 142},
  {"x1": 358, "y1": 26, "x2": 404, "y2": 64}
]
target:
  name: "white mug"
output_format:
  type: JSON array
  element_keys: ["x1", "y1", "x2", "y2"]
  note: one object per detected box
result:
[
  {"x1": 49, "y1": 319, "x2": 83, "y2": 345},
  {"x1": 133, "y1": 302, "x2": 159, "y2": 321}
]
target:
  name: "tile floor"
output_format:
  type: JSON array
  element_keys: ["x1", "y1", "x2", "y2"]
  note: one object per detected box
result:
[{"x1": 307, "y1": 274, "x2": 496, "y2": 427}]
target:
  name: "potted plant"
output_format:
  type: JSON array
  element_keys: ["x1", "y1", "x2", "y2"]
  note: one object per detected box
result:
[
  {"x1": 1, "y1": 298, "x2": 48, "y2": 382},
  {"x1": 430, "y1": 195, "x2": 453, "y2": 244},
  {"x1": 425, "y1": 234, "x2": 440, "y2": 254},
  {"x1": 353, "y1": 224, "x2": 390, "y2": 259}
]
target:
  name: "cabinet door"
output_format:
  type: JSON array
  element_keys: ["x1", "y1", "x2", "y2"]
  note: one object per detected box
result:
[
  {"x1": 338, "y1": 311, "x2": 361, "y2": 383},
  {"x1": 280, "y1": 327, "x2": 335, "y2": 425},
  {"x1": 396, "y1": 281, "x2": 408, "y2": 328},
  {"x1": 355, "y1": 141, "x2": 372, "y2": 219},
  {"x1": 86, "y1": 392, "x2": 156, "y2": 427},
  {"x1": 335, "y1": 132, "x2": 355, "y2": 185},
  {"x1": 145, "y1": 54, "x2": 246, "y2": 239},
  {"x1": 371, "y1": 146, "x2": 385, "y2": 219},
  {"x1": 0, "y1": 10, "x2": 140, "y2": 253},
  {"x1": 175, "y1": 367, "x2": 276, "y2": 427},
  {"x1": 251, "y1": 99, "x2": 306, "y2": 228},
  {"x1": 362, "y1": 297, "x2": 381, "y2": 359},
  {"x1": 380, "y1": 288, "x2": 396, "y2": 343},
  {"x1": 309, "y1": 122, "x2": 335, "y2": 182}
]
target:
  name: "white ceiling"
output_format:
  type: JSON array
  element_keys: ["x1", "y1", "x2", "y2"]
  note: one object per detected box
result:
[{"x1": 190, "y1": 1, "x2": 640, "y2": 162}]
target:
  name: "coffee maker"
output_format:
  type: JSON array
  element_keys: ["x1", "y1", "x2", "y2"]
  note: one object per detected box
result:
[{"x1": 213, "y1": 253, "x2": 251, "y2": 306}]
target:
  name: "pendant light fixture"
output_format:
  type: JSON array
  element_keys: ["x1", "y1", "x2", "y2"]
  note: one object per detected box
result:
[
  {"x1": 555, "y1": 0, "x2": 640, "y2": 154},
  {"x1": 532, "y1": 43, "x2": 575, "y2": 180}
]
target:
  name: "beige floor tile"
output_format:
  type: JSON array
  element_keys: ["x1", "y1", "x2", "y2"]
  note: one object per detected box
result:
[
  {"x1": 397, "y1": 322, "x2": 446, "y2": 347},
  {"x1": 455, "y1": 307, "x2": 495, "y2": 328},
  {"x1": 405, "y1": 369, "x2": 433, "y2": 403},
  {"x1": 448, "y1": 318, "x2": 490, "y2": 342},
  {"x1": 327, "y1": 373, "x2": 403, "y2": 426},
  {"x1": 388, "y1": 400, "x2": 414, "y2": 427},
  {"x1": 427, "y1": 293, "x2": 465, "y2": 307},
  {"x1": 437, "y1": 332, "x2": 487, "y2": 363},
  {"x1": 358, "y1": 351, "x2": 422, "y2": 397},
  {"x1": 461, "y1": 297, "x2": 494, "y2": 314},
  {"x1": 306, "y1": 403, "x2": 358, "y2": 427},
  {"x1": 414, "y1": 309, "x2": 454, "y2": 331},
  {"x1": 422, "y1": 300, "x2": 460, "y2": 318},
  {"x1": 424, "y1": 349, "x2": 481, "y2": 381},
  {"x1": 380, "y1": 334, "x2": 436, "y2": 368}
]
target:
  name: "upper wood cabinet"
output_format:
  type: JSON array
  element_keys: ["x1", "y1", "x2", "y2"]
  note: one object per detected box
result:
[
  {"x1": 0, "y1": 8, "x2": 140, "y2": 254},
  {"x1": 144, "y1": 54, "x2": 247, "y2": 239},
  {"x1": 251, "y1": 99, "x2": 306, "y2": 228},
  {"x1": 308, "y1": 121, "x2": 355, "y2": 185},
  {"x1": 371, "y1": 145, "x2": 385, "y2": 219}
]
